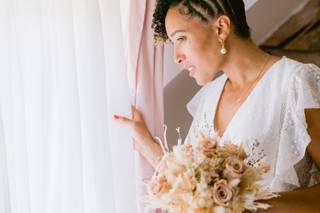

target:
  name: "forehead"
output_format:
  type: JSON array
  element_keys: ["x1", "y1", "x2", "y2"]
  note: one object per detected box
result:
[
  {"x1": 165, "y1": 6, "x2": 190, "y2": 33},
  {"x1": 165, "y1": 6, "x2": 212, "y2": 38}
]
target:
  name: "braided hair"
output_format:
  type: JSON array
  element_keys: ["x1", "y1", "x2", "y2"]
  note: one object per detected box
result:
[{"x1": 152, "y1": 0, "x2": 251, "y2": 44}]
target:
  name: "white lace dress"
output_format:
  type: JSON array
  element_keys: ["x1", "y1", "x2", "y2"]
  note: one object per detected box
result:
[{"x1": 184, "y1": 56, "x2": 320, "y2": 192}]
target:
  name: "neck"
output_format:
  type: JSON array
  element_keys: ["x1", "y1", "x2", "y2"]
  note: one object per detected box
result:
[{"x1": 220, "y1": 38, "x2": 277, "y2": 89}]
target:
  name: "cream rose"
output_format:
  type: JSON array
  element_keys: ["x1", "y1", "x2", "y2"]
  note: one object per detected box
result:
[{"x1": 212, "y1": 180, "x2": 234, "y2": 207}]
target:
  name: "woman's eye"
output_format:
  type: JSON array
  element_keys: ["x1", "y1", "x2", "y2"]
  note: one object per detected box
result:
[{"x1": 177, "y1": 36, "x2": 186, "y2": 42}]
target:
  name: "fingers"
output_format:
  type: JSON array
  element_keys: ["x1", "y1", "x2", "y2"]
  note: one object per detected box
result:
[
  {"x1": 113, "y1": 115, "x2": 133, "y2": 126},
  {"x1": 114, "y1": 105, "x2": 145, "y2": 125},
  {"x1": 131, "y1": 106, "x2": 144, "y2": 122}
]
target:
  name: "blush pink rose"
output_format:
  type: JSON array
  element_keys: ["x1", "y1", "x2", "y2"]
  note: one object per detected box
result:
[
  {"x1": 223, "y1": 157, "x2": 247, "y2": 179},
  {"x1": 198, "y1": 137, "x2": 217, "y2": 158},
  {"x1": 212, "y1": 179, "x2": 234, "y2": 206}
]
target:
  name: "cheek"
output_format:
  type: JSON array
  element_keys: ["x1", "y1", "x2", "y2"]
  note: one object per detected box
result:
[
  {"x1": 185, "y1": 35, "x2": 222, "y2": 81},
  {"x1": 185, "y1": 43, "x2": 205, "y2": 65},
  {"x1": 189, "y1": 36, "x2": 217, "y2": 63},
  {"x1": 200, "y1": 40, "x2": 223, "y2": 70}
]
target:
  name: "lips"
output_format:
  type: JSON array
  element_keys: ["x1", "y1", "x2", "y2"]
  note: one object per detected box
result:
[{"x1": 186, "y1": 65, "x2": 196, "y2": 77}]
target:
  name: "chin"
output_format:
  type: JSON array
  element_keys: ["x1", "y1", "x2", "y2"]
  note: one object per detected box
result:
[
  {"x1": 194, "y1": 77, "x2": 210, "y2": 86},
  {"x1": 194, "y1": 71, "x2": 217, "y2": 86}
]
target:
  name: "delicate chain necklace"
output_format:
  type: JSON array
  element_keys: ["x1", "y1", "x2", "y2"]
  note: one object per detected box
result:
[{"x1": 234, "y1": 54, "x2": 271, "y2": 104}]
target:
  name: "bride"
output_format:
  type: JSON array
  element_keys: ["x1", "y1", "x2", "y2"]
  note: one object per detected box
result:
[{"x1": 114, "y1": 0, "x2": 320, "y2": 212}]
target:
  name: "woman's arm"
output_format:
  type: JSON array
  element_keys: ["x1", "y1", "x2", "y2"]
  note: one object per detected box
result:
[
  {"x1": 113, "y1": 106, "x2": 163, "y2": 168},
  {"x1": 251, "y1": 109, "x2": 320, "y2": 213},
  {"x1": 258, "y1": 183, "x2": 320, "y2": 213},
  {"x1": 306, "y1": 109, "x2": 320, "y2": 167}
]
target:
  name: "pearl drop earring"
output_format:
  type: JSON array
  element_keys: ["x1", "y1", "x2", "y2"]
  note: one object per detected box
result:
[{"x1": 220, "y1": 40, "x2": 227, "y2": 55}]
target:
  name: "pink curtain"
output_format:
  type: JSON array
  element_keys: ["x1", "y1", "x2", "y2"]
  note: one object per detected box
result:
[{"x1": 121, "y1": 0, "x2": 164, "y2": 212}]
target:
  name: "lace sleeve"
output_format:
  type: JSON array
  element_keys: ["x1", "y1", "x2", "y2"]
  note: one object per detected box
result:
[{"x1": 275, "y1": 64, "x2": 320, "y2": 189}]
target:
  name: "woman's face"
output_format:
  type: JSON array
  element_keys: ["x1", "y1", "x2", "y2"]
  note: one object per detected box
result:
[{"x1": 165, "y1": 6, "x2": 225, "y2": 85}]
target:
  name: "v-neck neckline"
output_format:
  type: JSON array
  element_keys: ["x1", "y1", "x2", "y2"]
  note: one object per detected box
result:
[{"x1": 210, "y1": 56, "x2": 285, "y2": 139}]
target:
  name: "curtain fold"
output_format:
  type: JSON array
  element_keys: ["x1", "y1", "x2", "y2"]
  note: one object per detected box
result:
[
  {"x1": 121, "y1": 0, "x2": 165, "y2": 212},
  {"x1": 98, "y1": 0, "x2": 138, "y2": 212}
]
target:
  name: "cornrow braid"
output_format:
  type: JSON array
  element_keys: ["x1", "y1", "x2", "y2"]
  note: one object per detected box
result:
[
  {"x1": 203, "y1": 0, "x2": 220, "y2": 15},
  {"x1": 181, "y1": 0, "x2": 209, "y2": 22},
  {"x1": 214, "y1": 0, "x2": 228, "y2": 15},
  {"x1": 152, "y1": 0, "x2": 251, "y2": 44},
  {"x1": 188, "y1": 0, "x2": 214, "y2": 18}
]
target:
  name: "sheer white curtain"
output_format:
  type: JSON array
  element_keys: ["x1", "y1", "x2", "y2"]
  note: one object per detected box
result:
[
  {"x1": 0, "y1": 0, "x2": 137, "y2": 212},
  {"x1": 120, "y1": 0, "x2": 164, "y2": 212}
]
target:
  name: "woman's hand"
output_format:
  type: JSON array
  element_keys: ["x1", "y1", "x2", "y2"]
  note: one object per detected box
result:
[{"x1": 113, "y1": 106, "x2": 163, "y2": 168}]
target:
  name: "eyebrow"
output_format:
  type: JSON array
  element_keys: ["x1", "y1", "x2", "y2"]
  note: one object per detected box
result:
[{"x1": 170, "y1": 30, "x2": 187, "y2": 38}]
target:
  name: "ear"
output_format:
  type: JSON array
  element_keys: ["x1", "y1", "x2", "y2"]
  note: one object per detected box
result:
[{"x1": 212, "y1": 15, "x2": 231, "y2": 42}]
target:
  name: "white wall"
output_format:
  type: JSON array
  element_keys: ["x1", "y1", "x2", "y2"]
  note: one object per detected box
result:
[{"x1": 246, "y1": 0, "x2": 309, "y2": 44}]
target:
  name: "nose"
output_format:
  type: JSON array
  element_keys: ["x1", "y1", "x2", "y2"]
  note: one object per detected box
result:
[
  {"x1": 175, "y1": 54, "x2": 185, "y2": 64},
  {"x1": 174, "y1": 47, "x2": 185, "y2": 64}
]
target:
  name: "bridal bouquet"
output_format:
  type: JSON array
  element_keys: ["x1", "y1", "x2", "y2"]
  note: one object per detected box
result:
[{"x1": 146, "y1": 128, "x2": 278, "y2": 213}]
